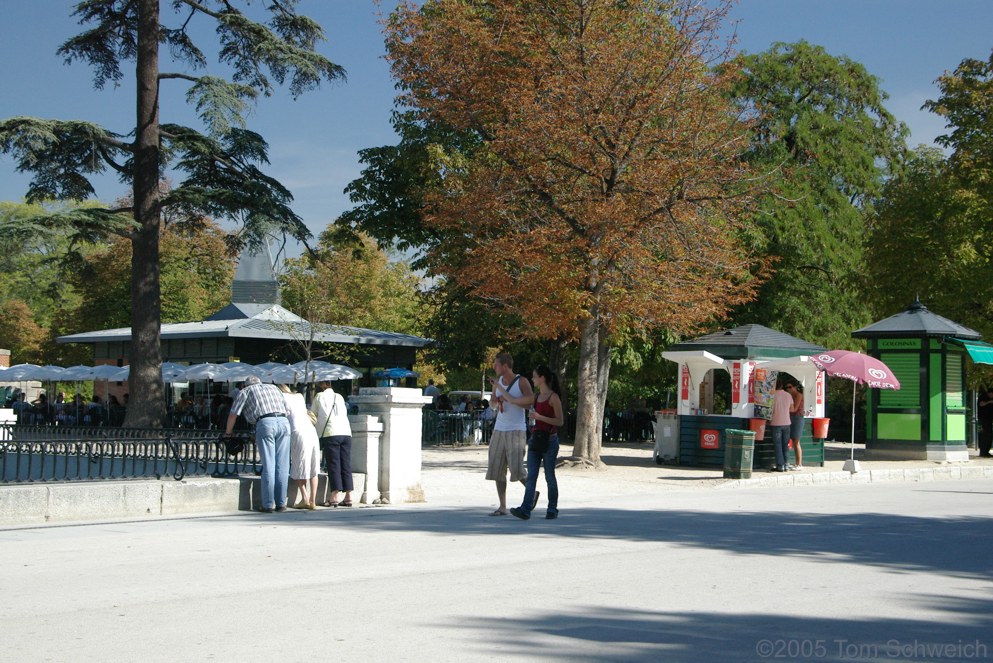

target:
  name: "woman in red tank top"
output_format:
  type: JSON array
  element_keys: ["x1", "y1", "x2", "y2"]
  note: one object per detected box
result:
[{"x1": 510, "y1": 364, "x2": 564, "y2": 521}]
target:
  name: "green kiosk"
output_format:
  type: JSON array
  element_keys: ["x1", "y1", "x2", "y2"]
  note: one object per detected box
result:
[{"x1": 852, "y1": 299, "x2": 993, "y2": 461}]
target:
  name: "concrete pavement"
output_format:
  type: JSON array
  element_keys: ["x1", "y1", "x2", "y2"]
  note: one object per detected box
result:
[{"x1": 1, "y1": 442, "x2": 992, "y2": 662}]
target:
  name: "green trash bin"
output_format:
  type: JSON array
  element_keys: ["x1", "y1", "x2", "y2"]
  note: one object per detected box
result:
[{"x1": 723, "y1": 429, "x2": 756, "y2": 479}]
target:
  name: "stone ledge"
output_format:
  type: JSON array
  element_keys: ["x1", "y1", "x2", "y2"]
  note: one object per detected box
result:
[{"x1": 0, "y1": 471, "x2": 367, "y2": 527}]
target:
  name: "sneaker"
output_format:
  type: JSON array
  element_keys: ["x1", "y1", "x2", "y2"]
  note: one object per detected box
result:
[
  {"x1": 794, "y1": 465, "x2": 804, "y2": 471},
  {"x1": 545, "y1": 511, "x2": 558, "y2": 520},
  {"x1": 509, "y1": 507, "x2": 530, "y2": 520},
  {"x1": 257, "y1": 507, "x2": 274, "y2": 513},
  {"x1": 275, "y1": 505, "x2": 288, "y2": 513}
]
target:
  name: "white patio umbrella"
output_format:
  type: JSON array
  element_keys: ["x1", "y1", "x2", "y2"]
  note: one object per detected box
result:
[
  {"x1": 255, "y1": 361, "x2": 290, "y2": 371},
  {"x1": 90, "y1": 365, "x2": 126, "y2": 380},
  {"x1": 180, "y1": 363, "x2": 228, "y2": 381},
  {"x1": 162, "y1": 366, "x2": 187, "y2": 382},
  {"x1": 33, "y1": 365, "x2": 68, "y2": 381},
  {"x1": 270, "y1": 364, "x2": 361, "y2": 384},
  {"x1": 3, "y1": 363, "x2": 44, "y2": 381},
  {"x1": 220, "y1": 363, "x2": 268, "y2": 382},
  {"x1": 106, "y1": 367, "x2": 130, "y2": 382},
  {"x1": 61, "y1": 365, "x2": 96, "y2": 381},
  {"x1": 290, "y1": 359, "x2": 335, "y2": 371}
]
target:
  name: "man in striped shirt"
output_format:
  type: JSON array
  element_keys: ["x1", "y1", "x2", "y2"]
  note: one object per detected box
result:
[{"x1": 225, "y1": 376, "x2": 291, "y2": 513}]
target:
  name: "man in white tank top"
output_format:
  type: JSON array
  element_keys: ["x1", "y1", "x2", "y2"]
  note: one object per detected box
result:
[{"x1": 485, "y1": 351, "x2": 534, "y2": 515}]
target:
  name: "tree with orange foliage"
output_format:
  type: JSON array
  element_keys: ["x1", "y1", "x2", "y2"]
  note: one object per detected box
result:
[{"x1": 386, "y1": 0, "x2": 761, "y2": 465}]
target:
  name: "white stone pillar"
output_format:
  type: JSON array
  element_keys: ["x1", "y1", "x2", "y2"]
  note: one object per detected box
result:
[
  {"x1": 351, "y1": 387, "x2": 431, "y2": 504},
  {"x1": 347, "y1": 414, "x2": 383, "y2": 505}
]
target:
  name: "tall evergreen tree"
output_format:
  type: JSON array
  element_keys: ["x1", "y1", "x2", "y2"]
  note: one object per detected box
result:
[{"x1": 0, "y1": 1, "x2": 344, "y2": 425}]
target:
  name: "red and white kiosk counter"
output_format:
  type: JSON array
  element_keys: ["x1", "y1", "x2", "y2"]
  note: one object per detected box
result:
[{"x1": 658, "y1": 351, "x2": 828, "y2": 468}]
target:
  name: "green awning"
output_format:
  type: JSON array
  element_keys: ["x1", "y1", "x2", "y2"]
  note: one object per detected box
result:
[{"x1": 946, "y1": 338, "x2": 993, "y2": 365}]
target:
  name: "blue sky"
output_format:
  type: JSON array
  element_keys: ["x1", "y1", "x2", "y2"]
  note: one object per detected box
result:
[{"x1": 1, "y1": 0, "x2": 991, "y2": 252}]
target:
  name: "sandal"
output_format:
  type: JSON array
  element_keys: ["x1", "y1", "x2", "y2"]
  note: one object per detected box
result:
[
  {"x1": 322, "y1": 500, "x2": 337, "y2": 508},
  {"x1": 338, "y1": 500, "x2": 353, "y2": 507},
  {"x1": 488, "y1": 509, "x2": 508, "y2": 516}
]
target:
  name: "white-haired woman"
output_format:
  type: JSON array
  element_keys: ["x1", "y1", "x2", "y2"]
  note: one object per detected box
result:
[{"x1": 277, "y1": 384, "x2": 320, "y2": 509}]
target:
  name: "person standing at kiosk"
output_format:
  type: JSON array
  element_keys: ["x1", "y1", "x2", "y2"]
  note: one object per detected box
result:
[
  {"x1": 787, "y1": 382, "x2": 805, "y2": 470},
  {"x1": 771, "y1": 378, "x2": 793, "y2": 472}
]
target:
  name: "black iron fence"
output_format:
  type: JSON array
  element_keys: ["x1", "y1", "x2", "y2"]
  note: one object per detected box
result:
[
  {"x1": 0, "y1": 424, "x2": 259, "y2": 483},
  {"x1": 422, "y1": 410, "x2": 494, "y2": 446}
]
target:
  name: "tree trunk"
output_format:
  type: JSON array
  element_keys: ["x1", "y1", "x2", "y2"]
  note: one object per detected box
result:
[
  {"x1": 571, "y1": 314, "x2": 604, "y2": 466},
  {"x1": 124, "y1": 0, "x2": 165, "y2": 428},
  {"x1": 548, "y1": 335, "x2": 570, "y2": 443}
]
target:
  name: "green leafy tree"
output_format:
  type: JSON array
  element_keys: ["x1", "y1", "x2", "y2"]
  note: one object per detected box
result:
[
  {"x1": 729, "y1": 41, "x2": 908, "y2": 349},
  {"x1": 0, "y1": 1, "x2": 343, "y2": 426},
  {"x1": 865, "y1": 147, "x2": 984, "y2": 322},
  {"x1": 925, "y1": 49, "x2": 993, "y2": 205},
  {"x1": 339, "y1": 110, "x2": 512, "y2": 373},
  {"x1": 0, "y1": 299, "x2": 47, "y2": 365},
  {"x1": 868, "y1": 46, "x2": 993, "y2": 356},
  {"x1": 67, "y1": 220, "x2": 236, "y2": 332},
  {"x1": 0, "y1": 201, "x2": 83, "y2": 329},
  {"x1": 280, "y1": 229, "x2": 427, "y2": 364}
]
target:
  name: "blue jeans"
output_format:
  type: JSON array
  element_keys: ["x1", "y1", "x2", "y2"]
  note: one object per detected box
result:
[
  {"x1": 771, "y1": 425, "x2": 790, "y2": 470},
  {"x1": 519, "y1": 434, "x2": 559, "y2": 517},
  {"x1": 256, "y1": 416, "x2": 291, "y2": 509}
]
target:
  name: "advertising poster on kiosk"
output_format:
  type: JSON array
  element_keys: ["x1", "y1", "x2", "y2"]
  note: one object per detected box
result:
[{"x1": 751, "y1": 368, "x2": 778, "y2": 419}]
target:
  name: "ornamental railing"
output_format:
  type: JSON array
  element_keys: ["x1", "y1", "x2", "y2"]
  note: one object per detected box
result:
[
  {"x1": 0, "y1": 424, "x2": 259, "y2": 483},
  {"x1": 421, "y1": 410, "x2": 494, "y2": 446}
]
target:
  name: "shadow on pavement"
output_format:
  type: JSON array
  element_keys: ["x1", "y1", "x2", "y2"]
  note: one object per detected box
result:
[
  {"x1": 255, "y1": 504, "x2": 993, "y2": 581},
  {"x1": 442, "y1": 600, "x2": 993, "y2": 662}
]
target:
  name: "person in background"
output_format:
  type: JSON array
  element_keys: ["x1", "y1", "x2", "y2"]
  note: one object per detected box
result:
[
  {"x1": 978, "y1": 388, "x2": 993, "y2": 458},
  {"x1": 32, "y1": 392, "x2": 51, "y2": 424},
  {"x1": 423, "y1": 379, "x2": 440, "y2": 406},
  {"x1": 486, "y1": 351, "x2": 534, "y2": 516},
  {"x1": 311, "y1": 381, "x2": 354, "y2": 507},
  {"x1": 108, "y1": 394, "x2": 125, "y2": 427},
  {"x1": 214, "y1": 395, "x2": 232, "y2": 430},
  {"x1": 771, "y1": 377, "x2": 793, "y2": 472},
  {"x1": 511, "y1": 364, "x2": 564, "y2": 521},
  {"x1": 787, "y1": 382, "x2": 805, "y2": 470},
  {"x1": 277, "y1": 384, "x2": 320, "y2": 510},
  {"x1": 224, "y1": 376, "x2": 290, "y2": 513}
]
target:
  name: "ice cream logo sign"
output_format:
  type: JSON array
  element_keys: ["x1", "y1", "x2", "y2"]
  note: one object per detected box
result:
[
  {"x1": 868, "y1": 368, "x2": 888, "y2": 380},
  {"x1": 680, "y1": 365, "x2": 690, "y2": 401},
  {"x1": 731, "y1": 362, "x2": 741, "y2": 405},
  {"x1": 700, "y1": 429, "x2": 720, "y2": 449}
]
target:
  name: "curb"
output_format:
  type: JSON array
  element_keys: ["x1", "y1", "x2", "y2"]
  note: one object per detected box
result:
[{"x1": 717, "y1": 464, "x2": 993, "y2": 488}]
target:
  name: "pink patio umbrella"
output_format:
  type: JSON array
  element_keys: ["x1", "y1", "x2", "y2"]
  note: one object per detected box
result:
[{"x1": 809, "y1": 350, "x2": 901, "y2": 472}]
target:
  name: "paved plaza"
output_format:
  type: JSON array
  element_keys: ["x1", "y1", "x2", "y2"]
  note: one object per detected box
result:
[{"x1": 2, "y1": 444, "x2": 992, "y2": 662}]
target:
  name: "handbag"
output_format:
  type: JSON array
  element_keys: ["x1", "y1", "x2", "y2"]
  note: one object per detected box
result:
[
  {"x1": 220, "y1": 433, "x2": 245, "y2": 456},
  {"x1": 530, "y1": 429, "x2": 551, "y2": 454}
]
